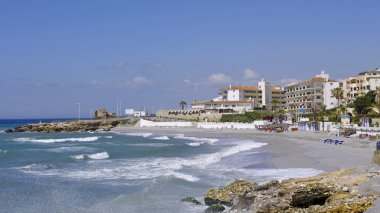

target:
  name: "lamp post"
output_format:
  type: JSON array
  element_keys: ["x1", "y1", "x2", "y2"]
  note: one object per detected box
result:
[{"x1": 75, "y1": 103, "x2": 81, "y2": 120}]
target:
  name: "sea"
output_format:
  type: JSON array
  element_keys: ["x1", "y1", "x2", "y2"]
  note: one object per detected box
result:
[{"x1": 0, "y1": 119, "x2": 322, "y2": 213}]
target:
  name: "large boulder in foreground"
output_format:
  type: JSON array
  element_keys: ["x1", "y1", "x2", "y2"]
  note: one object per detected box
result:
[
  {"x1": 204, "y1": 169, "x2": 379, "y2": 213},
  {"x1": 204, "y1": 179, "x2": 257, "y2": 206}
]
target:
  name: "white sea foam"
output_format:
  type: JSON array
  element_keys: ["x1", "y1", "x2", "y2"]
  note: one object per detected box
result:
[
  {"x1": 18, "y1": 163, "x2": 57, "y2": 171},
  {"x1": 174, "y1": 134, "x2": 218, "y2": 145},
  {"x1": 122, "y1": 132, "x2": 153, "y2": 138},
  {"x1": 41, "y1": 142, "x2": 264, "y2": 181},
  {"x1": 47, "y1": 146, "x2": 97, "y2": 153},
  {"x1": 187, "y1": 142, "x2": 202, "y2": 147},
  {"x1": 167, "y1": 172, "x2": 200, "y2": 182},
  {"x1": 152, "y1": 136, "x2": 170, "y2": 140},
  {"x1": 72, "y1": 152, "x2": 110, "y2": 160},
  {"x1": 183, "y1": 142, "x2": 267, "y2": 169},
  {"x1": 13, "y1": 136, "x2": 100, "y2": 143},
  {"x1": 104, "y1": 136, "x2": 113, "y2": 139},
  {"x1": 0, "y1": 149, "x2": 7, "y2": 154},
  {"x1": 129, "y1": 143, "x2": 172, "y2": 147}
]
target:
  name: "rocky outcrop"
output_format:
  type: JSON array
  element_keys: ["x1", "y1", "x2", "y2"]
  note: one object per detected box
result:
[
  {"x1": 181, "y1": 197, "x2": 202, "y2": 205},
  {"x1": 204, "y1": 169, "x2": 379, "y2": 213},
  {"x1": 205, "y1": 179, "x2": 257, "y2": 206},
  {"x1": 205, "y1": 204, "x2": 225, "y2": 213},
  {"x1": 94, "y1": 108, "x2": 116, "y2": 119},
  {"x1": 5, "y1": 118, "x2": 138, "y2": 133}
]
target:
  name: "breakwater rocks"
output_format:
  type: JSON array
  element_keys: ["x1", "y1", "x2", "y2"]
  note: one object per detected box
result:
[
  {"x1": 204, "y1": 168, "x2": 380, "y2": 212},
  {"x1": 5, "y1": 118, "x2": 138, "y2": 133}
]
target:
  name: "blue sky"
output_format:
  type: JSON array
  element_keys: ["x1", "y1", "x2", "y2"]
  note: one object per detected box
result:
[{"x1": 0, "y1": 0, "x2": 379, "y2": 118}]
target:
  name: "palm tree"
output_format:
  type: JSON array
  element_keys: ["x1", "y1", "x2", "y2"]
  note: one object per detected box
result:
[
  {"x1": 331, "y1": 87, "x2": 344, "y2": 107},
  {"x1": 179, "y1": 101, "x2": 187, "y2": 110}
]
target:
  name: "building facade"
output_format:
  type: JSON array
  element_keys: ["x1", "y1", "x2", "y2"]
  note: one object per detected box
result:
[
  {"x1": 342, "y1": 68, "x2": 380, "y2": 103},
  {"x1": 285, "y1": 71, "x2": 339, "y2": 117},
  {"x1": 192, "y1": 79, "x2": 286, "y2": 113}
]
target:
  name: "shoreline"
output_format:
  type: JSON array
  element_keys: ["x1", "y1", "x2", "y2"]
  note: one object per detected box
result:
[
  {"x1": 112, "y1": 126, "x2": 380, "y2": 211},
  {"x1": 112, "y1": 126, "x2": 376, "y2": 172}
]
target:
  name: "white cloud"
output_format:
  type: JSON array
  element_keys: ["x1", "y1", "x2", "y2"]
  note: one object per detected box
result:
[
  {"x1": 208, "y1": 73, "x2": 233, "y2": 84},
  {"x1": 132, "y1": 76, "x2": 152, "y2": 85},
  {"x1": 278, "y1": 78, "x2": 299, "y2": 85},
  {"x1": 243, "y1": 68, "x2": 259, "y2": 80},
  {"x1": 89, "y1": 80, "x2": 104, "y2": 86},
  {"x1": 121, "y1": 76, "x2": 153, "y2": 88}
]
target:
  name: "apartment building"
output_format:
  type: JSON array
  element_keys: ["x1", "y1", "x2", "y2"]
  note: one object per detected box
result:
[
  {"x1": 342, "y1": 68, "x2": 380, "y2": 103},
  {"x1": 192, "y1": 79, "x2": 286, "y2": 113},
  {"x1": 285, "y1": 71, "x2": 339, "y2": 117}
]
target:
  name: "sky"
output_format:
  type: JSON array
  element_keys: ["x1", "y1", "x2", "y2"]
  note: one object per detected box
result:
[{"x1": 0, "y1": 0, "x2": 379, "y2": 118}]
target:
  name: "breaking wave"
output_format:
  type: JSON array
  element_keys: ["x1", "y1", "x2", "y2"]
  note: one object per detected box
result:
[
  {"x1": 121, "y1": 132, "x2": 152, "y2": 138},
  {"x1": 72, "y1": 152, "x2": 110, "y2": 160},
  {"x1": 47, "y1": 146, "x2": 97, "y2": 153},
  {"x1": 18, "y1": 141, "x2": 266, "y2": 182},
  {"x1": 152, "y1": 136, "x2": 170, "y2": 140},
  {"x1": 174, "y1": 134, "x2": 218, "y2": 146},
  {"x1": 13, "y1": 136, "x2": 101, "y2": 143}
]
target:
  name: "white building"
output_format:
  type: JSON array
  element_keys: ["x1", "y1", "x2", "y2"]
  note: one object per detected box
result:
[
  {"x1": 285, "y1": 71, "x2": 340, "y2": 117},
  {"x1": 258, "y1": 79, "x2": 273, "y2": 110},
  {"x1": 323, "y1": 80, "x2": 340, "y2": 109},
  {"x1": 191, "y1": 80, "x2": 286, "y2": 113}
]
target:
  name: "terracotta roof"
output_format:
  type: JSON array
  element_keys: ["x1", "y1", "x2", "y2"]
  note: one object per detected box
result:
[
  {"x1": 220, "y1": 85, "x2": 260, "y2": 91},
  {"x1": 286, "y1": 77, "x2": 338, "y2": 87}
]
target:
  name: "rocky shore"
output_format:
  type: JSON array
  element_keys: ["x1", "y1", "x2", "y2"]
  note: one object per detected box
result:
[
  {"x1": 5, "y1": 118, "x2": 138, "y2": 133},
  {"x1": 202, "y1": 168, "x2": 380, "y2": 213}
]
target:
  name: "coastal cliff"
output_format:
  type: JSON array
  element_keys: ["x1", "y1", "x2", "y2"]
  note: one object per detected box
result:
[
  {"x1": 5, "y1": 118, "x2": 138, "y2": 133},
  {"x1": 203, "y1": 168, "x2": 380, "y2": 213}
]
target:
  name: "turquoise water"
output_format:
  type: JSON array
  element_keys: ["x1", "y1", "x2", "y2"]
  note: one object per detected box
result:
[{"x1": 0, "y1": 121, "x2": 322, "y2": 212}]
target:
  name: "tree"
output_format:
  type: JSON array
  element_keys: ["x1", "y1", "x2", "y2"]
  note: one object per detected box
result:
[
  {"x1": 331, "y1": 87, "x2": 344, "y2": 106},
  {"x1": 271, "y1": 99, "x2": 280, "y2": 110},
  {"x1": 179, "y1": 101, "x2": 187, "y2": 110},
  {"x1": 352, "y1": 91, "x2": 376, "y2": 117}
]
